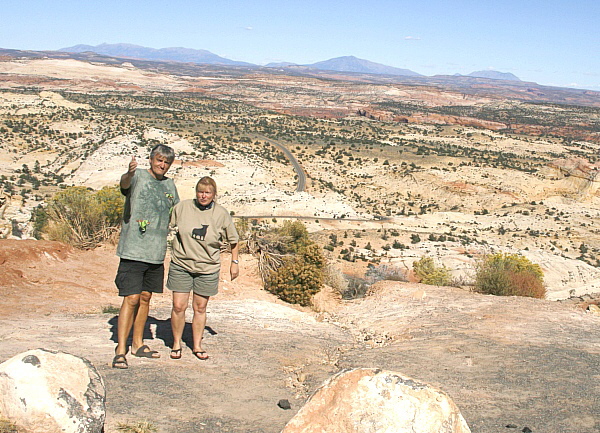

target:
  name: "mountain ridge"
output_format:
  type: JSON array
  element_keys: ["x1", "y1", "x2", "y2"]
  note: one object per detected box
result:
[
  {"x1": 302, "y1": 55, "x2": 422, "y2": 77},
  {"x1": 60, "y1": 42, "x2": 253, "y2": 66},
  {"x1": 58, "y1": 43, "x2": 517, "y2": 81}
]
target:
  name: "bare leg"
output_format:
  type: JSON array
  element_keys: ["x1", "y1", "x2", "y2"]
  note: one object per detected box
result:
[
  {"x1": 116, "y1": 294, "x2": 141, "y2": 356},
  {"x1": 192, "y1": 294, "x2": 210, "y2": 353},
  {"x1": 171, "y1": 292, "x2": 190, "y2": 351},
  {"x1": 131, "y1": 291, "x2": 153, "y2": 353}
]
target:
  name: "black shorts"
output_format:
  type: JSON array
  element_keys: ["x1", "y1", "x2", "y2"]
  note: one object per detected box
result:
[{"x1": 115, "y1": 259, "x2": 165, "y2": 297}]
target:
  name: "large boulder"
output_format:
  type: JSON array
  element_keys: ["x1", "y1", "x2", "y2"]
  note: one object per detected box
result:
[
  {"x1": 0, "y1": 349, "x2": 105, "y2": 433},
  {"x1": 282, "y1": 368, "x2": 470, "y2": 433}
]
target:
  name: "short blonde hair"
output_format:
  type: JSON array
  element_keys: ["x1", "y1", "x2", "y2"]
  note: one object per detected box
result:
[{"x1": 196, "y1": 176, "x2": 217, "y2": 195}]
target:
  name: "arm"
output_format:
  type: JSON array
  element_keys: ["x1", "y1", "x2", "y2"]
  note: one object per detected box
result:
[
  {"x1": 229, "y1": 242, "x2": 239, "y2": 281},
  {"x1": 120, "y1": 156, "x2": 137, "y2": 190}
]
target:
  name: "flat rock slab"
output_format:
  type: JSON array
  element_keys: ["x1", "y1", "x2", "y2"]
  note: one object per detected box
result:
[
  {"x1": 0, "y1": 282, "x2": 599, "y2": 432},
  {"x1": 0, "y1": 300, "x2": 352, "y2": 433},
  {"x1": 331, "y1": 281, "x2": 600, "y2": 433}
]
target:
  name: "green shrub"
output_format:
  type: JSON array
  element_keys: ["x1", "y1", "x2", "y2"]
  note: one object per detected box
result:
[
  {"x1": 44, "y1": 185, "x2": 124, "y2": 249},
  {"x1": 413, "y1": 256, "x2": 451, "y2": 286},
  {"x1": 31, "y1": 205, "x2": 49, "y2": 240},
  {"x1": 265, "y1": 255, "x2": 323, "y2": 306},
  {"x1": 102, "y1": 305, "x2": 120, "y2": 314},
  {"x1": 474, "y1": 253, "x2": 545, "y2": 298}
]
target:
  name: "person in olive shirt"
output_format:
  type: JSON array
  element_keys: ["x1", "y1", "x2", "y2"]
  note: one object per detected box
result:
[
  {"x1": 112, "y1": 144, "x2": 179, "y2": 369},
  {"x1": 167, "y1": 176, "x2": 239, "y2": 360}
]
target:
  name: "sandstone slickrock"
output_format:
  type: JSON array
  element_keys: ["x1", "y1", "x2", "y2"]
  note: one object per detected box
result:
[
  {"x1": 0, "y1": 348, "x2": 105, "y2": 433},
  {"x1": 282, "y1": 368, "x2": 470, "y2": 433}
]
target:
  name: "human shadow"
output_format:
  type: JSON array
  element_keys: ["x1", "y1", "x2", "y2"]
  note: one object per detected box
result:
[{"x1": 107, "y1": 316, "x2": 217, "y2": 351}]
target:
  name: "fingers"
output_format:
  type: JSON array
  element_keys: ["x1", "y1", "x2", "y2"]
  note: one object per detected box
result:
[{"x1": 128, "y1": 155, "x2": 138, "y2": 173}]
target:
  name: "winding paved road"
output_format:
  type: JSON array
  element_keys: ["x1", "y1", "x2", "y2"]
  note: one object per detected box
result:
[{"x1": 260, "y1": 136, "x2": 307, "y2": 192}]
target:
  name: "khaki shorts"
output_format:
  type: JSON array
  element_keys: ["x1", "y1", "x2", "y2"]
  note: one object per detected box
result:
[{"x1": 167, "y1": 261, "x2": 219, "y2": 297}]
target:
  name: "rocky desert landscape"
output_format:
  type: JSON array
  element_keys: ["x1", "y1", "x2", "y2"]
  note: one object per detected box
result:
[{"x1": 1, "y1": 49, "x2": 600, "y2": 432}]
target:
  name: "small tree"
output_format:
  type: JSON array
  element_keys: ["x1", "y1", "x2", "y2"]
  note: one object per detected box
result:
[
  {"x1": 265, "y1": 242, "x2": 325, "y2": 306},
  {"x1": 474, "y1": 253, "x2": 545, "y2": 298},
  {"x1": 259, "y1": 221, "x2": 326, "y2": 306}
]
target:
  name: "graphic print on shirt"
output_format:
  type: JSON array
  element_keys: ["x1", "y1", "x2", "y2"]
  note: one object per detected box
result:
[{"x1": 192, "y1": 224, "x2": 210, "y2": 241}]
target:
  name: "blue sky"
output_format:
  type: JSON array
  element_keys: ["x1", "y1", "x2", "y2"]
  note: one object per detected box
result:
[{"x1": 2, "y1": 0, "x2": 600, "y2": 90}]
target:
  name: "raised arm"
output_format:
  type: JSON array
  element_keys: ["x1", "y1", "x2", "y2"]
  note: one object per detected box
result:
[{"x1": 120, "y1": 155, "x2": 137, "y2": 190}]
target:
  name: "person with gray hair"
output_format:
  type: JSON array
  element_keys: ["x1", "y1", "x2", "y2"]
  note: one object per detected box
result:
[{"x1": 112, "y1": 144, "x2": 180, "y2": 369}]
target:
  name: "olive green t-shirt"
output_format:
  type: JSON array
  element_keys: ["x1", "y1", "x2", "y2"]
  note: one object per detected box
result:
[
  {"x1": 170, "y1": 199, "x2": 239, "y2": 274},
  {"x1": 116, "y1": 169, "x2": 179, "y2": 264}
]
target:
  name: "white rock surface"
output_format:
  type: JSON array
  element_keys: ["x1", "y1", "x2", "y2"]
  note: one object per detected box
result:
[
  {"x1": 282, "y1": 368, "x2": 470, "y2": 433},
  {"x1": 0, "y1": 349, "x2": 105, "y2": 433}
]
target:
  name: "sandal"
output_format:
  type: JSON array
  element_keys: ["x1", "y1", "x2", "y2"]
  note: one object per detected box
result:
[
  {"x1": 133, "y1": 344, "x2": 161, "y2": 359},
  {"x1": 170, "y1": 348, "x2": 182, "y2": 360},
  {"x1": 193, "y1": 350, "x2": 209, "y2": 360},
  {"x1": 112, "y1": 354, "x2": 128, "y2": 369}
]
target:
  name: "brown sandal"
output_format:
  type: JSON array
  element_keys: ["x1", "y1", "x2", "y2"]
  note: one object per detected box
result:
[
  {"x1": 112, "y1": 354, "x2": 128, "y2": 369},
  {"x1": 193, "y1": 351, "x2": 209, "y2": 360}
]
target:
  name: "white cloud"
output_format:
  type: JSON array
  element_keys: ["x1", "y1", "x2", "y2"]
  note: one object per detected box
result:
[
  {"x1": 245, "y1": 26, "x2": 254, "y2": 31},
  {"x1": 404, "y1": 36, "x2": 421, "y2": 40}
]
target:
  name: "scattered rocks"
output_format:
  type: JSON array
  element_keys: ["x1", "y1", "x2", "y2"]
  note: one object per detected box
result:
[
  {"x1": 282, "y1": 368, "x2": 470, "y2": 433},
  {"x1": 0, "y1": 349, "x2": 105, "y2": 433}
]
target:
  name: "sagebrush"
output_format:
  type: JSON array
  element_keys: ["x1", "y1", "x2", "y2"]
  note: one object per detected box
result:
[
  {"x1": 116, "y1": 421, "x2": 157, "y2": 433},
  {"x1": 42, "y1": 185, "x2": 124, "y2": 249},
  {"x1": 474, "y1": 252, "x2": 545, "y2": 298}
]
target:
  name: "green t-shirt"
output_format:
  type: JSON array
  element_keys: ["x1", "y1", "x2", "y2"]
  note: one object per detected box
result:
[
  {"x1": 116, "y1": 169, "x2": 179, "y2": 264},
  {"x1": 170, "y1": 199, "x2": 239, "y2": 274}
]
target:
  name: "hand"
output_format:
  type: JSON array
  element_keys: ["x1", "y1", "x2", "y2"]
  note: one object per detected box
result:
[
  {"x1": 127, "y1": 155, "x2": 137, "y2": 175},
  {"x1": 230, "y1": 262, "x2": 239, "y2": 281}
]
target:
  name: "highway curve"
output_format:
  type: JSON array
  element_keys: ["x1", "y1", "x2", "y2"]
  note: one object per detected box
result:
[{"x1": 260, "y1": 136, "x2": 307, "y2": 192}]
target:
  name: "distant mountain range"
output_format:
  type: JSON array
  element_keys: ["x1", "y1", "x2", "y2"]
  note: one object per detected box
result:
[
  {"x1": 59, "y1": 43, "x2": 253, "y2": 66},
  {"x1": 59, "y1": 43, "x2": 520, "y2": 81}
]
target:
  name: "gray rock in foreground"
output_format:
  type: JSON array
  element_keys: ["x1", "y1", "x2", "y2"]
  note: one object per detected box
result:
[
  {"x1": 0, "y1": 348, "x2": 105, "y2": 433},
  {"x1": 282, "y1": 367, "x2": 470, "y2": 433}
]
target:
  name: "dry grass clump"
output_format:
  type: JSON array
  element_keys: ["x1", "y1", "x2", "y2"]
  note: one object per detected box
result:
[
  {"x1": 367, "y1": 263, "x2": 408, "y2": 283},
  {"x1": 116, "y1": 421, "x2": 157, "y2": 433},
  {"x1": 0, "y1": 417, "x2": 18, "y2": 433},
  {"x1": 323, "y1": 262, "x2": 349, "y2": 294}
]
